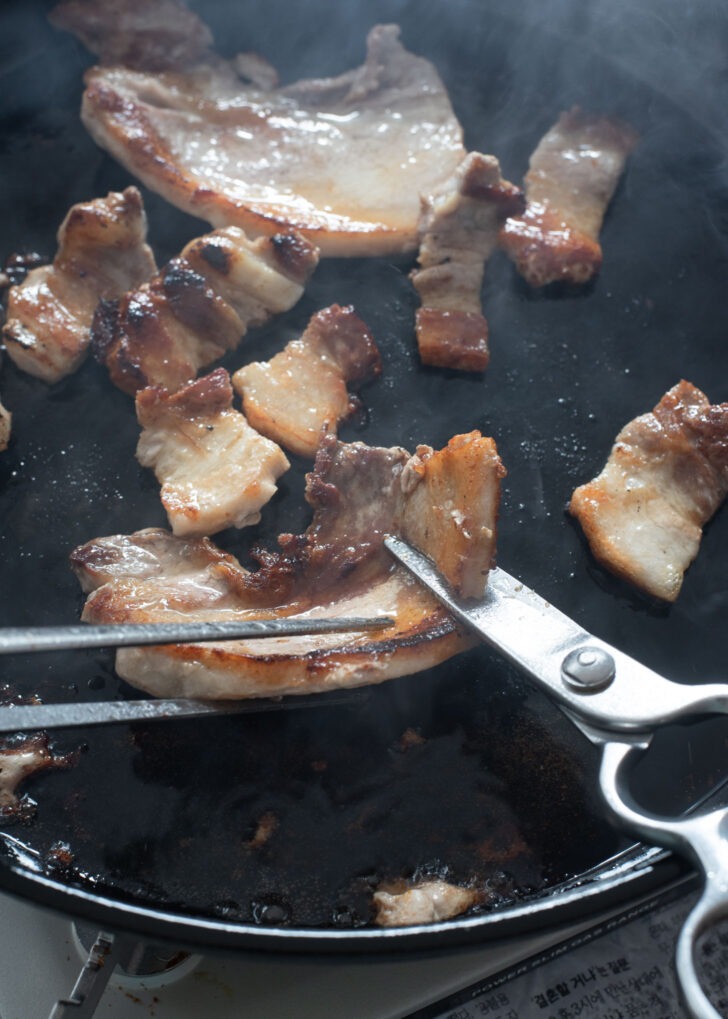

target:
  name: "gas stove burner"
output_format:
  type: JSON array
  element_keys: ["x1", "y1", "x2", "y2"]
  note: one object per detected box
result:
[
  {"x1": 50, "y1": 924, "x2": 201, "y2": 1018},
  {"x1": 72, "y1": 921, "x2": 197, "y2": 981}
]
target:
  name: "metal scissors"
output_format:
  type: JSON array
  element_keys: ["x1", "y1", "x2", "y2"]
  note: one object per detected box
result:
[{"x1": 386, "y1": 535, "x2": 728, "y2": 1019}]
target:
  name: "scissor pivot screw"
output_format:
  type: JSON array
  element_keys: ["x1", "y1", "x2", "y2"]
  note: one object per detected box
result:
[{"x1": 561, "y1": 646, "x2": 615, "y2": 691}]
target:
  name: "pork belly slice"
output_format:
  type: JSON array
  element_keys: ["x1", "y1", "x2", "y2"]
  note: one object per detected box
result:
[
  {"x1": 232, "y1": 305, "x2": 382, "y2": 458},
  {"x1": 71, "y1": 430, "x2": 503, "y2": 699},
  {"x1": 0, "y1": 735, "x2": 77, "y2": 818},
  {"x1": 373, "y1": 880, "x2": 483, "y2": 927},
  {"x1": 92, "y1": 228, "x2": 319, "y2": 395},
  {"x1": 412, "y1": 153, "x2": 525, "y2": 372},
  {"x1": 3, "y1": 188, "x2": 156, "y2": 383},
  {"x1": 136, "y1": 368, "x2": 290, "y2": 538},
  {"x1": 569, "y1": 381, "x2": 728, "y2": 602},
  {"x1": 401, "y1": 433, "x2": 505, "y2": 599},
  {"x1": 67, "y1": 17, "x2": 465, "y2": 257},
  {"x1": 50, "y1": 0, "x2": 214, "y2": 72},
  {"x1": 500, "y1": 108, "x2": 638, "y2": 288}
]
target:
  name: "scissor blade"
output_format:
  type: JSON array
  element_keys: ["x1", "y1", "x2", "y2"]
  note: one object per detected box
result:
[{"x1": 385, "y1": 535, "x2": 709, "y2": 734}]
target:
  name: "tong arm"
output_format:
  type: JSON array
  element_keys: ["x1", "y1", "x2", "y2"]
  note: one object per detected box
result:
[{"x1": 385, "y1": 537, "x2": 728, "y2": 735}]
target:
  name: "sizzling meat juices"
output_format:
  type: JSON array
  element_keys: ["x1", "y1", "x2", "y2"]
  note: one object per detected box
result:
[
  {"x1": 71, "y1": 432, "x2": 504, "y2": 700},
  {"x1": 570, "y1": 381, "x2": 728, "y2": 601},
  {"x1": 52, "y1": 0, "x2": 467, "y2": 257}
]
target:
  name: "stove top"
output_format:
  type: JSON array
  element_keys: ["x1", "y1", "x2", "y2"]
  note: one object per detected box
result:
[{"x1": 0, "y1": 888, "x2": 649, "y2": 1019}]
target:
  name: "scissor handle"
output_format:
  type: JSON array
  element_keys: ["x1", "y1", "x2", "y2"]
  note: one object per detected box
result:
[{"x1": 599, "y1": 741, "x2": 728, "y2": 1019}]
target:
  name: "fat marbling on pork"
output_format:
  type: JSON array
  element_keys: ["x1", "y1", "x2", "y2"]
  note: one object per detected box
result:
[
  {"x1": 232, "y1": 304, "x2": 382, "y2": 458},
  {"x1": 570, "y1": 380, "x2": 728, "y2": 601},
  {"x1": 52, "y1": 0, "x2": 467, "y2": 257},
  {"x1": 136, "y1": 368, "x2": 290, "y2": 538},
  {"x1": 71, "y1": 431, "x2": 504, "y2": 700},
  {"x1": 3, "y1": 188, "x2": 156, "y2": 383}
]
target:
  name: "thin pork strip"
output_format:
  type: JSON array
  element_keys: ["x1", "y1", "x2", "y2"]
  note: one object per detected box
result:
[
  {"x1": 136, "y1": 368, "x2": 290, "y2": 538},
  {"x1": 232, "y1": 305, "x2": 382, "y2": 458},
  {"x1": 71, "y1": 430, "x2": 503, "y2": 699},
  {"x1": 412, "y1": 153, "x2": 524, "y2": 372},
  {"x1": 92, "y1": 228, "x2": 318, "y2": 395},
  {"x1": 63, "y1": 12, "x2": 465, "y2": 257},
  {"x1": 569, "y1": 381, "x2": 728, "y2": 601},
  {"x1": 3, "y1": 188, "x2": 156, "y2": 383},
  {"x1": 500, "y1": 108, "x2": 637, "y2": 287}
]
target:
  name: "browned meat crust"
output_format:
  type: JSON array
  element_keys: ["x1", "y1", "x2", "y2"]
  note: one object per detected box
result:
[
  {"x1": 569, "y1": 380, "x2": 728, "y2": 601},
  {"x1": 412, "y1": 153, "x2": 525, "y2": 371},
  {"x1": 49, "y1": 0, "x2": 214, "y2": 72},
  {"x1": 232, "y1": 305, "x2": 382, "y2": 457},
  {"x1": 500, "y1": 108, "x2": 638, "y2": 287},
  {"x1": 136, "y1": 368, "x2": 290, "y2": 537},
  {"x1": 68, "y1": 21, "x2": 466, "y2": 256},
  {"x1": 3, "y1": 188, "x2": 156, "y2": 383},
  {"x1": 401, "y1": 432, "x2": 505, "y2": 599},
  {"x1": 92, "y1": 227, "x2": 319, "y2": 395},
  {"x1": 71, "y1": 430, "x2": 503, "y2": 699}
]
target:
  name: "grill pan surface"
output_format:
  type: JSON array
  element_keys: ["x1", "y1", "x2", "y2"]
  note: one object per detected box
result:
[{"x1": 0, "y1": 0, "x2": 727, "y2": 952}]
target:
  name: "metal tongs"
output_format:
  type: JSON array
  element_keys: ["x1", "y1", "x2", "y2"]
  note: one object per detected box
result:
[
  {"x1": 0, "y1": 615, "x2": 392, "y2": 731},
  {"x1": 386, "y1": 535, "x2": 728, "y2": 1019}
]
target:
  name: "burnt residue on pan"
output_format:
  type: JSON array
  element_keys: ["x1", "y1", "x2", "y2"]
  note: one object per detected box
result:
[
  {"x1": 0, "y1": 0, "x2": 728, "y2": 943},
  {"x1": 0, "y1": 657, "x2": 621, "y2": 928}
]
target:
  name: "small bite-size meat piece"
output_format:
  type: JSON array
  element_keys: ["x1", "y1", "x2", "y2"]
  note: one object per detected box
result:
[
  {"x1": 136, "y1": 368, "x2": 290, "y2": 538},
  {"x1": 0, "y1": 735, "x2": 78, "y2": 819},
  {"x1": 401, "y1": 432, "x2": 505, "y2": 599},
  {"x1": 569, "y1": 381, "x2": 728, "y2": 602},
  {"x1": 232, "y1": 305, "x2": 382, "y2": 458},
  {"x1": 411, "y1": 153, "x2": 525, "y2": 372},
  {"x1": 92, "y1": 228, "x2": 319, "y2": 395},
  {"x1": 373, "y1": 880, "x2": 483, "y2": 927},
  {"x1": 62, "y1": 12, "x2": 466, "y2": 256},
  {"x1": 3, "y1": 188, "x2": 156, "y2": 383},
  {"x1": 71, "y1": 429, "x2": 503, "y2": 699},
  {"x1": 500, "y1": 108, "x2": 638, "y2": 287}
]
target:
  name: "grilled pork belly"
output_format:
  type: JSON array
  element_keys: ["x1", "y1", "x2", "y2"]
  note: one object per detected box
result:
[
  {"x1": 232, "y1": 305, "x2": 382, "y2": 458},
  {"x1": 569, "y1": 381, "x2": 728, "y2": 601},
  {"x1": 412, "y1": 153, "x2": 525, "y2": 372},
  {"x1": 0, "y1": 735, "x2": 77, "y2": 818},
  {"x1": 92, "y1": 228, "x2": 319, "y2": 395},
  {"x1": 65, "y1": 14, "x2": 466, "y2": 257},
  {"x1": 50, "y1": 0, "x2": 214, "y2": 72},
  {"x1": 3, "y1": 188, "x2": 156, "y2": 383},
  {"x1": 500, "y1": 108, "x2": 637, "y2": 287},
  {"x1": 71, "y1": 430, "x2": 503, "y2": 699},
  {"x1": 373, "y1": 880, "x2": 482, "y2": 927},
  {"x1": 136, "y1": 368, "x2": 290, "y2": 538},
  {"x1": 401, "y1": 433, "x2": 505, "y2": 599}
]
